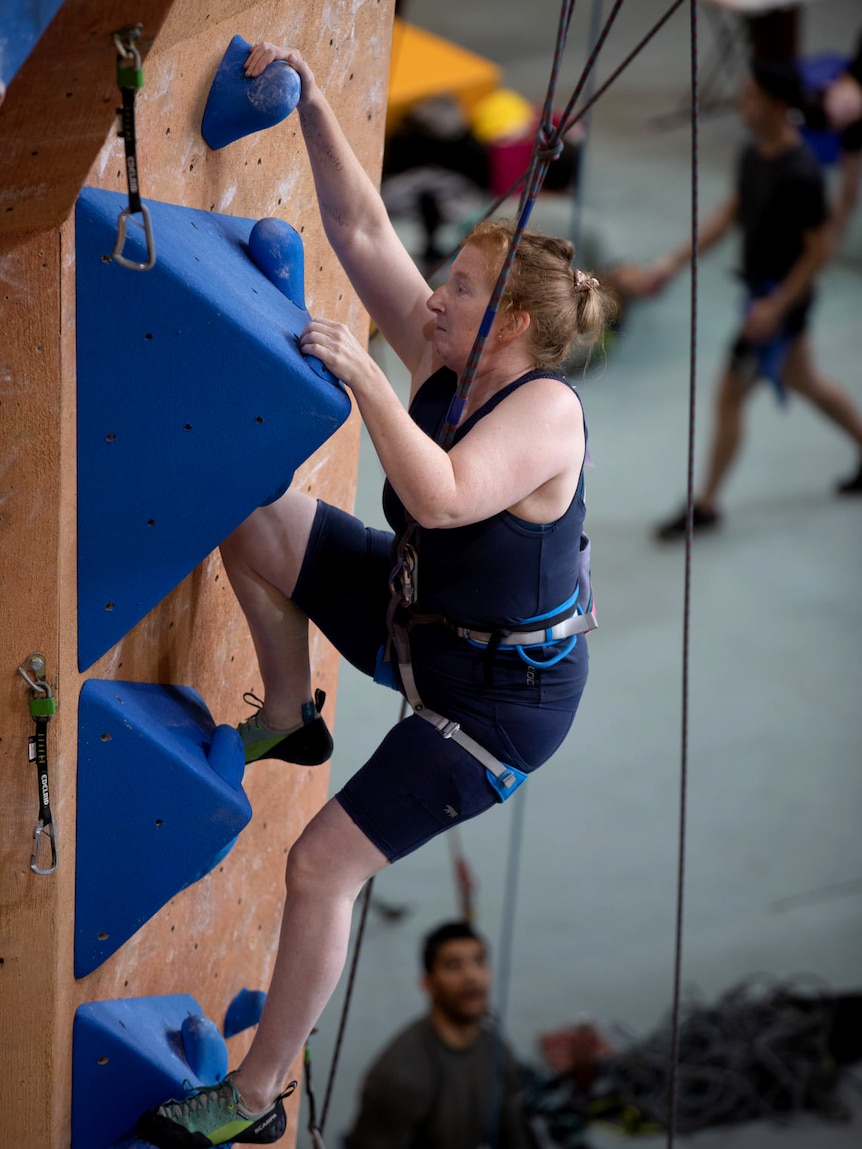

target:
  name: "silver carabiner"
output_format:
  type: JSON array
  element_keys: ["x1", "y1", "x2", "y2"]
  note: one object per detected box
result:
[
  {"x1": 113, "y1": 203, "x2": 156, "y2": 271},
  {"x1": 31, "y1": 819, "x2": 58, "y2": 876}
]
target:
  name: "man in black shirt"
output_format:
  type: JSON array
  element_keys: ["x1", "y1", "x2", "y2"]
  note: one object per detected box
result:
[
  {"x1": 343, "y1": 921, "x2": 535, "y2": 1149},
  {"x1": 644, "y1": 59, "x2": 862, "y2": 538}
]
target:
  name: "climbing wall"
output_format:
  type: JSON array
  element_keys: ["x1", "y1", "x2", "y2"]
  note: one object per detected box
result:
[{"x1": 0, "y1": 1, "x2": 396, "y2": 1145}]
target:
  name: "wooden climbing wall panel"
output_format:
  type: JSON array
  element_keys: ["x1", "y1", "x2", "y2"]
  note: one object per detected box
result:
[{"x1": 0, "y1": 1, "x2": 396, "y2": 1145}]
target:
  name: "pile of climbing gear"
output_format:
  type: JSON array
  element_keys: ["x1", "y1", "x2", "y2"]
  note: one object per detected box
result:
[{"x1": 521, "y1": 977, "x2": 862, "y2": 1144}]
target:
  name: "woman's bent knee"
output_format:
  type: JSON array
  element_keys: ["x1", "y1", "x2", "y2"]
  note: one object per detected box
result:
[{"x1": 283, "y1": 799, "x2": 388, "y2": 898}]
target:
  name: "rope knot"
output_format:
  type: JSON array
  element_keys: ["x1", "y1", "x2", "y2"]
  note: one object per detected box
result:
[{"x1": 535, "y1": 124, "x2": 564, "y2": 163}]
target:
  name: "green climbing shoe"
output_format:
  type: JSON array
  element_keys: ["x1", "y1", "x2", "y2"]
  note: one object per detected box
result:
[
  {"x1": 136, "y1": 1074, "x2": 296, "y2": 1147},
  {"x1": 238, "y1": 688, "x2": 333, "y2": 766}
]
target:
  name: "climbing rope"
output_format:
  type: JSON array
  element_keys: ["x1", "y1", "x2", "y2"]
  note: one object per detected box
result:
[
  {"x1": 318, "y1": 876, "x2": 375, "y2": 1136},
  {"x1": 436, "y1": 0, "x2": 691, "y2": 448},
  {"x1": 319, "y1": 5, "x2": 702, "y2": 1136},
  {"x1": 487, "y1": 788, "x2": 529, "y2": 1147},
  {"x1": 665, "y1": 2, "x2": 699, "y2": 1146}
]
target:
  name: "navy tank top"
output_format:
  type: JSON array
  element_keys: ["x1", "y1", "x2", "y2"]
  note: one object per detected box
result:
[{"x1": 382, "y1": 366, "x2": 587, "y2": 630}]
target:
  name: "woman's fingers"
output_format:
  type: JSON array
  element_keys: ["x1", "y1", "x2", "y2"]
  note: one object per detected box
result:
[{"x1": 244, "y1": 42, "x2": 299, "y2": 77}]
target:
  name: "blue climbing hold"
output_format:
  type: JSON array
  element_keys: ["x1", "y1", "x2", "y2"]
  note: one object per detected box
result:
[
  {"x1": 249, "y1": 217, "x2": 307, "y2": 309},
  {"x1": 248, "y1": 216, "x2": 331, "y2": 387},
  {"x1": 202, "y1": 35, "x2": 301, "y2": 150},
  {"x1": 181, "y1": 1014, "x2": 229, "y2": 1083},
  {"x1": 207, "y1": 723, "x2": 245, "y2": 789},
  {"x1": 224, "y1": 987, "x2": 268, "y2": 1038},
  {"x1": 75, "y1": 680, "x2": 253, "y2": 978},
  {"x1": 72, "y1": 995, "x2": 224, "y2": 1149}
]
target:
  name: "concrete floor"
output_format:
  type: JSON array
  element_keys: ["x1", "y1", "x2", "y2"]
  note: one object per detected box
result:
[{"x1": 302, "y1": 2, "x2": 862, "y2": 1146}]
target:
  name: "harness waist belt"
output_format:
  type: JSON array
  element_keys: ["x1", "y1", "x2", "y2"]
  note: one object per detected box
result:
[{"x1": 457, "y1": 610, "x2": 597, "y2": 647}]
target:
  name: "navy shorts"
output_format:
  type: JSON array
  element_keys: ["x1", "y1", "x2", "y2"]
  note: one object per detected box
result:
[
  {"x1": 728, "y1": 291, "x2": 813, "y2": 379},
  {"x1": 292, "y1": 500, "x2": 588, "y2": 862}
]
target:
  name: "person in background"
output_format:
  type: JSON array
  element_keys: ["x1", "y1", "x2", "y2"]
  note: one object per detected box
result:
[
  {"x1": 344, "y1": 921, "x2": 536, "y2": 1149},
  {"x1": 823, "y1": 32, "x2": 862, "y2": 247},
  {"x1": 642, "y1": 58, "x2": 862, "y2": 540}
]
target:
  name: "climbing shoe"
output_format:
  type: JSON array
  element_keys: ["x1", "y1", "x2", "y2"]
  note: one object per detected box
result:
[
  {"x1": 654, "y1": 503, "x2": 721, "y2": 542},
  {"x1": 136, "y1": 1075, "x2": 296, "y2": 1147},
  {"x1": 836, "y1": 457, "x2": 862, "y2": 495},
  {"x1": 239, "y1": 688, "x2": 333, "y2": 766}
]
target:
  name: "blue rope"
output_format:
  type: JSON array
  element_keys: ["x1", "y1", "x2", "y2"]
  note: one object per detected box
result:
[{"x1": 438, "y1": 0, "x2": 579, "y2": 450}]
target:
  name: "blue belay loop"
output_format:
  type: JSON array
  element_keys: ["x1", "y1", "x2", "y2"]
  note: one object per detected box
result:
[{"x1": 485, "y1": 763, "x2": 529, "y2": 803}]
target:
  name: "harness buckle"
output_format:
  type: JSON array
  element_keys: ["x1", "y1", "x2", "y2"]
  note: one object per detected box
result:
[{"x1": 431, "y1": 715, "x2": 461, "y2": 739}]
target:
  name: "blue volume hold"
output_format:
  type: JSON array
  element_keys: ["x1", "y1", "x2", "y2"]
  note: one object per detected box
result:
[
  {"x1": 249, "y1": 217, "x2": 306, "y2": 309},
  {"x1": 202, "y1": 35, "x2": 301, "y2": 150},
  {"x1": 75, "y1": 680, "x2": 253, "y2": 978}
]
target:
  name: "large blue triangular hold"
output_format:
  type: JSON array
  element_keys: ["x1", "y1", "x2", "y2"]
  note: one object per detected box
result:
[
  {"x1": 72, "y1": 995, "x2": 227, "y2": 1149},
  {"x1": 202, "y1": 34, "x2": 301, "y2": 149},
  {"x1": 75, "y1": 679, "x2": 252, "y2": 979},
  {"x1": 75, "y1": 187, "x2": 352, "y2": 671},
  {"x1": 0, "y1": 0, "x2": 65, "y2": 93}
]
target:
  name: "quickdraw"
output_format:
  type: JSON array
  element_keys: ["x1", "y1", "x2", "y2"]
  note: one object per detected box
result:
[
  {"x1": 17, "y1": 653, "x2": 58, "y2": 876},
  {"x1": 112, "y1": 24, "x2": 156, "y2": 271}
]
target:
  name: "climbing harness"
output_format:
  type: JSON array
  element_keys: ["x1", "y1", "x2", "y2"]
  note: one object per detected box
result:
[
  {"x1": 112, "y1": 24, "x2": 156, "y2": 271},
  {"x1": 17, "y1": 653, "x2": 58, "y2": 875},
  {"x1": 385, "y1": 532, "x2": 597, "y2": 802}
]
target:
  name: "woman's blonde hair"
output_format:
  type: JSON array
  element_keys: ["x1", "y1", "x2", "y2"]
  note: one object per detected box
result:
[{"x1": 464, "y1": 218, "x2": 616, "y2": 369}]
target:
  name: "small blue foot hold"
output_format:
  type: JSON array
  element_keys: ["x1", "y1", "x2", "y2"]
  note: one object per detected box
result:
[
  {"x1": 224, "y1": 987, "x2": 267, "y2": 1038},
  {"x1": 202, "y1": 35, "x2": 301, "y2": 150}
]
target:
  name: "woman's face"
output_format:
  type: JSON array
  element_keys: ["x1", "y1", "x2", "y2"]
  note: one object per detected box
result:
[{"x1": 426, "y1": 243, "x2": 496, "y2": 370}]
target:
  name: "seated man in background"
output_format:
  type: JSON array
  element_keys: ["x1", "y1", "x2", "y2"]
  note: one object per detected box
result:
[{"x1": 344, "y1": 920, "x2": 536, "y2": 1149}]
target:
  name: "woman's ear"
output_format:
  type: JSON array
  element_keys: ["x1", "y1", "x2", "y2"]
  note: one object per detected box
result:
[{"x1": 498, "y1": 309, "x2": 531, "y2": 343}]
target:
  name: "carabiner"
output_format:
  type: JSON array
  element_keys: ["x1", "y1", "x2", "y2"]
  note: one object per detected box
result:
[
  {"x1": 32, "y1": 819, "x2": 58, "y2": 877},
  {"x1": 113, "y1": 203, "x2": 156, "y2": 271}
]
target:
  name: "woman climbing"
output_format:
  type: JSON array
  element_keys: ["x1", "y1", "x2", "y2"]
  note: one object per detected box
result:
[{"x1": 138, "y1": 42, "x2": 614, "y2": 1147}]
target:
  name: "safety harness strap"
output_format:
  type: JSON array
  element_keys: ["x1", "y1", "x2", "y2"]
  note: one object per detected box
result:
[{"x1": 391, "y1": 621, "x2": 524, "y2": 797}]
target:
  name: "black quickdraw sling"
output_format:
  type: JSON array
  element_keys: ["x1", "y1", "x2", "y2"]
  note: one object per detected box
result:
[
  {"x1": 384, "y1": 529, "x2": 597, "y2": 803},
  {"x1": 112, "y1": 24, "x2": 156, "y2": 271},
  {"x1": 18, "y1": 653, "x2": 58, "y2": 876}
]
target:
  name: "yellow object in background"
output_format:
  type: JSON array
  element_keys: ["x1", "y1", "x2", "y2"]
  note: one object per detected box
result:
[
  {"x1": 387, "y1": 18, "x2": 502, "y2": 134},
  {"x1": 469, "y1": 88, "x2": 536, "y2": 144}
]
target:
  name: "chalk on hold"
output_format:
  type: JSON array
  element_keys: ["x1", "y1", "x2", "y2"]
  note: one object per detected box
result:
[
  {"x1": 202, "y1": 35, "x2": 301, "y2": 150},
  {"x1": 224, "y1": 987, "x2": 267, "y2": 1038}
]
